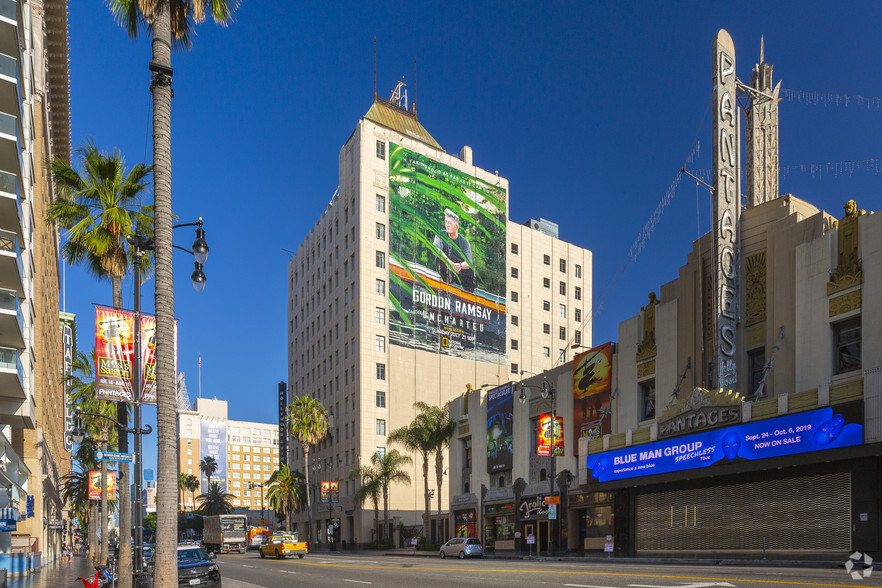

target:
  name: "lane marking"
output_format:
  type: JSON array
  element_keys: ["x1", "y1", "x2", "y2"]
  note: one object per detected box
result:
[
  {"x1": 563, "y1": 584, "x2": 619, "y2": 588},
  {"x1": 343, "y1": 580, "x2": 371, "y2": 585},
  {"x1": 242, "y1": 565, "x2": 255, "y2": 568}
]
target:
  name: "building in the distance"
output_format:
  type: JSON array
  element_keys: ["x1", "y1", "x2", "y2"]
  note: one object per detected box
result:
[
  {"x1": 286, "y1": 89, "x2": 593, "y2": 547},
  {"x1": 177, "y1": 398, "x2": 280, "y2": 524}
]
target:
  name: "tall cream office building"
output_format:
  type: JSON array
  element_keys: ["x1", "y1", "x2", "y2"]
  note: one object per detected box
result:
[{"x1": 287, "y1": 93, "x2": 592, "y2": 546}]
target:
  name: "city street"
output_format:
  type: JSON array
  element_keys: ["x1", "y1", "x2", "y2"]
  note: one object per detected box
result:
[{"x1": 214, "y1": 553, "x2": 880, "y2": 588}]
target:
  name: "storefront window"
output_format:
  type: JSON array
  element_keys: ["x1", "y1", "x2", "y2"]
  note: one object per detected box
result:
[
  {"x1": 455, "y1": 509, "x2": 477, "y2": 538},
  {"x1": 484, "y1": 504, "x2": 515, "y2": 549}
]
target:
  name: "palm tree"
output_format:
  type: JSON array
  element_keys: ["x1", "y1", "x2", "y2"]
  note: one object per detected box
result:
[
  {"x1": 349, "y1": 463, "x2": 381, "y2": 544},
  {"x1": 199, "y1": 456, "x2": 219, "y2": 489},
  {"x1": 373, "y1": 450, "x2": 411, "y2": 542},
  {"x1": 418, "y1": 402, "x2": 457, "y2": 543},
  {"x1": 286, "y1": 396, "x2": 328, "y2": 544},
  {"x1": 178, "y1": 473, "x2": 188, "y2": 510},
  {"x1": 185, "y1": 475, "x2": 200, "y2": 510},
  {"x1": 66, "y1": 350, "x2": 119, "y2": 565},
  {"x1": 104, "y1": 3, "x2": 239, "y2": 585},
  {"x1": 389, "y1": 410, "x2": 435, "y2": 541},
  {"x1": 195, "y1": 482, "x2": 235, "y2": 516},
  {"x1": 62, "y1": 439, "x2": 101, "y2": 557},
  {"x1": 265, "y1": 464, "x2": 307, "y2": 533},
  {"x1": 47, "y1": 139, "x2": 152, "y2": 585}
]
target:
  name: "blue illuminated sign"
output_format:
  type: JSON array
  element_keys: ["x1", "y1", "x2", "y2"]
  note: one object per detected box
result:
[{"x1": 586, "y1": 407, "x2": 862, "y2": 483}]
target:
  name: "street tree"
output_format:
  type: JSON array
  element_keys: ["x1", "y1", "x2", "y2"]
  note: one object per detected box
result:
[
  {"x1": 286, "y1": 396, "x2": 328, "y2": 543},
  {"x1": 389, "y1": 409, "x2": 435, "y2": 540},
  {"x1": 265, "y1": 464, "x2": 306, "y2": 533},
  {"x1": 200, "y1": 456, "x2": 219, "y2": 488},
  {"x1": 185, "y1": 475, "x2": 200, "y2": 510},
  {"x1": 349, "y1": 463, "x2": 381, "y2": 544},
  {"x1": 195, "y1": 482, "x2": 235, "y2": 516},
  {"x1": 374, "y1": 450, "x2": 411, "y2": 543},
  {"x1": 418, "y1": 402, "x2": 457, "y2": 543}
]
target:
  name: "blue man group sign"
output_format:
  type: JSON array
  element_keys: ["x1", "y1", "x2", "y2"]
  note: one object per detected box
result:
[{"x1": 587, "y1": 407, "x2": 862, "y2": 483}]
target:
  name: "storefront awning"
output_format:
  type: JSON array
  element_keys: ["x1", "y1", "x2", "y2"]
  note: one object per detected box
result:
[{"x1": 0, "y1": 507, "x2": 20, "y2": 522}]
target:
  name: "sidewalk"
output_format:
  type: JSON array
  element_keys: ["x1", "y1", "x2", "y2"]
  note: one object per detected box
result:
[{"x1": 7, "y1": 554, "x2": 95, "y2": 588}]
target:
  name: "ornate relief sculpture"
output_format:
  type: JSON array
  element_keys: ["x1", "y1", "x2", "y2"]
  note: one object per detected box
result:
[
  {"x1": 828, "y1": 199, "x2": 865, "y2": 294},
  {"x1": 636, "y1": 292, "x2": 659, "y2": 361}
]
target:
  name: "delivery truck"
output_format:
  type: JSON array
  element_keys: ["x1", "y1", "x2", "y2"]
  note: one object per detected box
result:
[{"x1": 202, "y1": 514, "x2": 247, "y2": 554}]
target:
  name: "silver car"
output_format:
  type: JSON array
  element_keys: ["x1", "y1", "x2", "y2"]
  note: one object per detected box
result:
[{"x1": 439, "y1": 537, "x2": 483, "y2": 559}]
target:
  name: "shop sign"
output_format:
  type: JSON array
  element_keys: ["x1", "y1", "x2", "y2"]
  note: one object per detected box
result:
[
  {"x1": 453, "y1": 494, "x2": 476, "y2": 505},
  {"x1": 49, "y1": 519, "x2": 63, "y2": 530},
  {"x1": 518, "y1": 496, "x2": 549, "y2": 520},
  {"x1": 484, "y1": 503, "x2": 514, "y2": 515},
  {"x1": 455, "y1": 509, "x2": 476, "y2": 524},
  {"x1": 544, "y1": 496, "x2": 560, "y2": 505},
  {"x1": 570, "y1": 492, "x2": 615, "y2": 507},
  {"x1": 587, "y1": 405, "x2": 863, "y2": 483},
  {"x1": 659, "y1": 403, "x2": 741, "y2": 439}
]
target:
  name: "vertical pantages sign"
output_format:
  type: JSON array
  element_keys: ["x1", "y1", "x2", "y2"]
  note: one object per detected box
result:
[
  {"x1": 60, "y1": 312, "x2": 76, "y2": 452},
  {"x1": 712, "y1": 30, "x2": 739, "y2": 389},
  {"x1": 200, "y1": 419, "x2": 227, "y2": 492},
  {"x1": 94, "y1": 307, "x2": 135, "y2": 402},
  {"x1": 573, "y1": 342, "x2": 613, "y2": 452},
  {"x1": 486, "y1": 383, "x2": 514, "y2": 472},
  {"x1": 388, "y1": 144, "x2": 507, "y2": 364}
]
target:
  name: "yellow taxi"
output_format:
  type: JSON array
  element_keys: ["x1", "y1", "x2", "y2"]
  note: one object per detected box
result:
[{"x1": 258, "y1": 534, "x2": 308, "y2": 559}]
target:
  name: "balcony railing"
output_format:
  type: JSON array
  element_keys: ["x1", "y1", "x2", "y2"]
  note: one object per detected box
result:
[
  {"x1": 0, "y1": 112, "x2": 15, "y2": 138},
  {"x1": 0, "y1": 228, "x2": 16, "y2": 253},
  {"x1": 0, "y1": 0, "x2": 16, "y2": 23},
  {"x1": 0, "y1": 287, "x2": 22, "y2": 325},
  {"x1": 0, "y1": 346, "x2": 22, "y2": 379},
  {"x1": 0, "y1": 53, "x2": 14, "y2": 81}
]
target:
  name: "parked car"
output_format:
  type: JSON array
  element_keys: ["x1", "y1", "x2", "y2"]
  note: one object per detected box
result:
[
  {"x1": 174, "y1": 544, "x2": 221, "y2": 587},
  {"x1": 141, "y1": 544, "x2": 154, "y2": 571},
  {"x1": 258, "y1": 534, "x2": 308, "y2": 559},
  {"x1": 439, "y1": 537, "x2": 483, "y2": 559}
]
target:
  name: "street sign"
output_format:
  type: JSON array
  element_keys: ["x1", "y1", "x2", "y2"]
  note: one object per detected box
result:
[
  {"x1": 95, "y1": 451, "x2": 134, "y2": 463},
  {"x1": 604, "y1": 542, "x2": 614, "y2": 553},
  {"x1": 526, "y1": 535, "x2": 535, "y2": 545},
  {"x1": 544, "y1": 496, "x2": 560, "y2": 505},
  {"x1": 548, "y1": 504, "x2": 557, "y2": 519},
  {"x1": 411, "y1": 537, "x2": 418, "y2": 546}
]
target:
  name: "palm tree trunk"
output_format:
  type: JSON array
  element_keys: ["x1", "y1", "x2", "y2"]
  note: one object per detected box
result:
[
  {"x1": 435, "y1": 451, "x2": 443, "y2": 543},
  {"x1": 89, "y1": 501, "x2": 98, "y2": 562},
  {"x1": 373, "y1": 500, "x2": 379, "y2": 544},
  {"x1": 382, "y1": 487, "x2": 389, "y2": 542},
  {"x1": 303, "y1": 446, "x2": 313, "y2": 544},
  {"x1": 152, "y1": 1, "x2": 176, "y2": 586},
  {"x1": 421, "y1": 452, "x2": 429, "y2": 542}
]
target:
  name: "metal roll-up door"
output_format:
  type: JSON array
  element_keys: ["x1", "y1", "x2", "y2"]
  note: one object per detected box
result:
[{"x1": 635, "y1": 471, "x2": 850, "y2": 553}]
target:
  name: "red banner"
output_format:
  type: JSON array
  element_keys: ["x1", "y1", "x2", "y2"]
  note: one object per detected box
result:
[
  {"x1": 88, "y1": 470, "x2": 118, "y2": 501},
  {"x1": 537, "y1": 414, "x2": 564, "y2": 457},
  {"x1": 573, "y1": 342, "x2": 613, "y2": 453}
]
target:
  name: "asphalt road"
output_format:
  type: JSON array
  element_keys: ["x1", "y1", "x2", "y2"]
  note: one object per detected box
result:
[{"x1": 213, "y1": 552, "x2": 880, "y2": 588}]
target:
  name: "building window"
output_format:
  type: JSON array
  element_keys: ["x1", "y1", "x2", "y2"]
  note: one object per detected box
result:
[
  {"x1": 376, "y1": 307, "x2": 385, "y2": 324},
  {"x1": 543, "y1": 277, "x2": 550, "y2": 288},
  {"x1": 511, "y1": 339, "x2": 518, "y2": 350},
  {"x1": 640, "y1": 380, "x2": 656, "y2": 421},
  {"x1": 511, "y1": 363, "x2": 518, "y2": 374},
  {"x1": 376, "y1": 419, "x2": 386, "y2": 435},
  {"x1": 511, "y1": 267, "x2": 518, "y2": 279},
  {"x1": 558, "y1": 349, "x2": 566, "y2": 363},
  {"x1": 376, "y1": 391, "x2": 386, "y2": 408},
  {"x1": 575, "y1": 264, "x2": 582, "y2": 278},
  {"x1": 559, "y1": 259, "x2": 566, "y2": 272},
  {"x1": 559, "y1": 326, "x2": 566, "y2": 340},
  {"x1": 834, "y1": 319, "x2": 861, "y2": 374},
  {"x1": 574, "y1": 330, "x2": 581, "y2": 345},
  {"x1": 511, "y1": 315, "x2": 519, "y2": 326},
  {"x1": 376, "y1": 363, "x2": 386, "y2": 380},
  {"x1": 559, "y1": 304, "x2": 566, "y2": 318},
  {"x1": 543, "y1": 346, "x2": 550, "y2": 357},
  {"x1": 376, "y1": 335, "x2": 386, "y2": 352},
  {"x1": 376, "y1": 194, "x2": 385, "y2": 212},
  {"x1": 748, "y1": 347, "x2": 765, "y2": 396},
  {"x1": 511, "y1": 243, "x2": 518, "y2": 254},
  {"x1": 559, "y1": 281, "x2": 566, "y2": 296},
  {"x1": 376, "y1": 279, "x2": 385, "y2": 296},
  {"x1": 575, "y1": 308, "x2": 581, "y2": 322},
  {"x1": 376, "y1": 251, "x2": 385, "y2": 268},
  {"x1": 375, "y1": 447, "x2": 386, "y2": 459},
  {"x1": 543, "y1": 255, "x2": 550, "y2": 265},
  {"x1": 511, "y1": 291, "x2": 518, "y2": 302},
  {"x1": 376, "y1": 223, "x2": 385, "y2": 240},
  {"x1": 376, "y1": 140, "x2": 385, "y2": 160},
  {"x1": 543, "y1": 301, "x2": 550, "y2": 311},
  {"x1": 575, "y1": 286, "x2": 582, "y2": 301},
  {"x1": 543, "y1": 323, "x2": 550, "y2": 334}
]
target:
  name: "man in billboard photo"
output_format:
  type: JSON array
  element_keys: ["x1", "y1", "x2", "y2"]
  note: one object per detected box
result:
[{"x1": 434, "y1": 208, "x2": 476, "y2": 292}]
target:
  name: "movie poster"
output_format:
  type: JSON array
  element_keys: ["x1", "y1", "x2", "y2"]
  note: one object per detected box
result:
[
  {"x1": 88, "y1": 470, "x2": 118, "y2": 501},
  {"x1": 388, "y1": 144, "x2": 507, "y2": 364},
  {"x1": 486, "y1": 383, "x2": 513, "y2": 472},
  {"x1": 537, "y1": 414, "x2": 564, "y2": 457},
  {"x1": 573, "y1": 342, "x2": 613, "y2": 453}
]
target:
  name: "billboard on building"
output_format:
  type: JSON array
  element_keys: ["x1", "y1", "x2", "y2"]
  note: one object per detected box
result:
[
  {"x1": 88, "y1": 470, "x2": 118, "y2": 501},
  {"x1": 486, "y1": 383, "x2": 513, "y2": 473},
  {"x1": 538, "y1": 414, "x2": 564, "y2": 457},
  {"x1": 200, "y1": 419, "x2": 227, "y2": 492},
  {"x1": 573, "y1": 342, "x2": 613, "y2": 452},
  {"x1": 388, "y1": 143, "x2": 507, "y2": 364},
  {"x1": 586, "y1": 405, "x2": 862, "y2": 483}
]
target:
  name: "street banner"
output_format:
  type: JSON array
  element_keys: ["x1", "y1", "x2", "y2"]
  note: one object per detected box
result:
[
  {"x1": 388, "y1": 143, "x2": 507, "y2": 364},
  {"x1": 573, "y1": 342, "x2": 613, "y2": 453},
  {"x1": 140, "y1": 315, "x2": 157, "y2": 404},
  {"x1": 88, "y1": 470, "x2": 118, "y2": 501},
  {"x1": 95, "y1": 307, "x2": 135, "y2": 402},
  {"x1": 330, "y1": 481, "x2": 339, "y2": 503},
  {"x1": 486, "y1": 383, "x2": 513, "y2": 472},
  {"x1": 321, "y1": 481, "x2": 330, "y2": 503},
  {"x1": 538, "y1": 414, "x2": 564, "y2": 457}
]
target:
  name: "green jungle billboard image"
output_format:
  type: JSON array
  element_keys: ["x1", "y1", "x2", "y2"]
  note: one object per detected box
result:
[{"x1": 388, "y1": 143, "x2": 507, "y2": 363}]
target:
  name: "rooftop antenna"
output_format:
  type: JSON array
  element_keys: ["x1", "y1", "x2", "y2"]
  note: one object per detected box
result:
[
  {"x1": 389, "y1": 78, "x2": 407, "y2": 110},
  {"x1": 373, "y1": 36, "x2": 377, "y2": 100},
  {"x1": 413, "y1": 57, "x2": 418, "y2": 117},
  {"x1": 198, "y1": 353, "x2": 202, "y2": 398},
  {"x1": 760, "y1": 35, "x2": 764, "y2": 63}
]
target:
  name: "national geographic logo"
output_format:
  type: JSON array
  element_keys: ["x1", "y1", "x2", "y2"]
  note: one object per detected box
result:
[{"x1": 98, "y1": 357, "x2": 132, "y2": 379}]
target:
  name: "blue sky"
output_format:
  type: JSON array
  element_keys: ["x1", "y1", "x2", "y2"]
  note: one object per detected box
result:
[{"x1": 65, "y1": 1, "x2": 881, "y2": 471}]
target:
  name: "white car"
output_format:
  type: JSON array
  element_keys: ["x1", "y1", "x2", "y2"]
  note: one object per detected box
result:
[{"x1": 439, "y1": 537, "x2": 483, "y2": 559}]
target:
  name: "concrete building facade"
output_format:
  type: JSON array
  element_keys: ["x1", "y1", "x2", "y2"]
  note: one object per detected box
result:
[{"x1": 286, "y1": 96, "x2": 593, "y2": 547}]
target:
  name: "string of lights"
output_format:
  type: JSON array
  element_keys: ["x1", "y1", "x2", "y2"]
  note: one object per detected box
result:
[{"x1": 781, "y1": 88, "x2": 882, "y2": 110}]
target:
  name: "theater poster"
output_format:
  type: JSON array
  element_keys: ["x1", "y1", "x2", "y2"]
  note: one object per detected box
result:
[
  {"x1": 321, "y1": 481, "x2": 330, "y2": 503},
  {"x1": 538, "y1": 414, "x2": 564, "y2": 457},
  {"x1": 573, "y1": 342, "x2": 613, "y2": 453},
  {"x1": 486, "y1": 383, "x2": 513, "y2": 472},
  {"x1": 388, "y1": 143, "x2": 507, "y2": 364},
  {"x1": 88, "y1": 470, "x2": 118, "y2": 501},
  {"x1": 95, "y1": 307, "x2": 135, "y2": 402}
]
